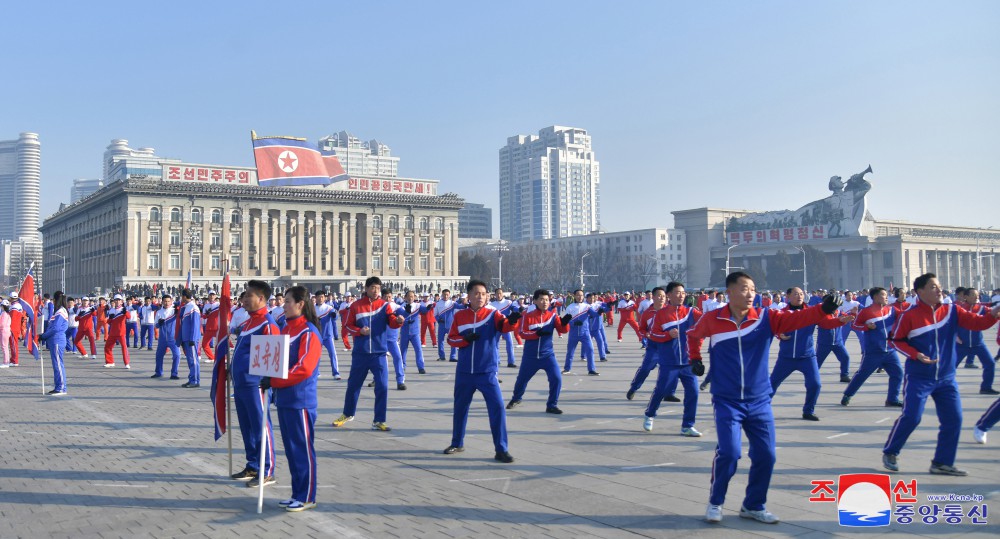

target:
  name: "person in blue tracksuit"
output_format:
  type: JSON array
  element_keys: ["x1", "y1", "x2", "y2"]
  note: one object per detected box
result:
[
  {"x1": 399, "y1": 290, "x2": 428, "y2": 377},
  {"x1": 312, "y1": 290, "x2": 341, "y2": 380},
  {"x1": 490, "y1": 288, "x2": 521, "y2": 368},
  {"x1": 178, "y1": 288, "x2": 201, "y2": 388},
  {"x1": 126, "y1": 298, "x2": 141, "y2": 348},
  {"x1": 151, "y1": 295, "x2": 181, "y2": 379},
  {"x1": 444, "y1": 279, "x2": 520, "y2": 462},
  {"x1": 434, "y1": 290, "x2": 462, "y2": 361},
  {"x1": 382, "y1": 290, "x2": 407, "y2": 390},
  {"x1": 263, "y1": 285, "x2": 320, "y2": 512},
  {"x1": 507, "y1": 290, "x2": 570, "y2": 413},
  {"x1": 816, "y1": 312, "x2": 853, "y2": 383},
  {"x1": 643, "y1": 283, "x2": 705, "y2": 435},
  {"x1": 841, "y1": 287, "x2": 904, "y2": 406},
  {"x1": 769, "y1": 287, "x2": 852, "y2": 421},
  {"x1": 40, "y1": 291, "x2": 69, "y2": 396},
  {"x1": 955, "y1": 288, "x2": 997, "y2": 394},
  {"x1": 563, "y1": 290, "x2": 603, "y2": 375},
  {"x1": 333, "y1": 276, "x2": 404, "y2": 431},
  {"x1": 230, "y1": 280, "x2": 280, "y2": 486},
  {"x1": 139, "y1": 297, "x2": 157, "y2": 350},
  {"x1": 64, "y1": 298, "x2": 78, "y2": 352},
  {"x1": 688, "y1": 272, "x2": 843, "y2": 524},
  {"x1": 626, "y1": 290, "x2": 665, "y2": 399},
  {"x1": 587, "y1": 293, "x2": 610, "y2": 362},
  {"x1": 973, "y1": 397, "x2": 1000, "y2": 444},
  {"x1": 882, "y1": 273, "x2": 1000, "y2": 475}
]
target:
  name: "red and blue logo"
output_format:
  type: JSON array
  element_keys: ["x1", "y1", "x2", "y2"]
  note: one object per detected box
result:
[{"x1": 837, "y1": 474, "x2": 891, "y2": 527}]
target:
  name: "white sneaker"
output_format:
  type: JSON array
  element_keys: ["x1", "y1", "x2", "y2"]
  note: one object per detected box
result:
[
  {"x1": 705, "y1": 504, "x2": 723, "y2": 523},
  {"x1": 973, "y1": 427, "x2": 987, "y2": 444},
  {"x1": 643, "y1": 417, "x2": 654, "y2": 432},
  {"x1": 740, "y1": 506, "x2": 780, "y2": 524},
  {"x1": 681, "y1": 427, "x2": 703, "y2": 437},
  {"x1": 104, "y1": 363, "x2": 115, "y2": 368},
  {"x1": 124, "y1": 364, "x2": 131, "y2": 370}
]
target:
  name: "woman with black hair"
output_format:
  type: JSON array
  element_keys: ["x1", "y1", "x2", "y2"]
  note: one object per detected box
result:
[
  {"x1": 263, "y1": 285, "x2": 321, "y2": 512},
  {"x1": 39, "y1": 291, "x2": 69, "y2": 395}
]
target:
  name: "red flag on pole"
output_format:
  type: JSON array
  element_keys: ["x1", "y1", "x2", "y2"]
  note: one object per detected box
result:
[{"x1": 210, "y1": 268, "x2": 231, "y2": 440}]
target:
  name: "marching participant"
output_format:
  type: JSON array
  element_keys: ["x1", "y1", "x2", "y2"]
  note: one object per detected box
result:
[
  {"x1": 841, "y1": 287, "x2": 904, "y2": 407},
  {"x1": 399, "y1": 290, "x2": 428, "y2": 375},
  {"x1": 626, "y1": 287, "x2": 667, "y2": 400},
  {"x1": 435, "y1": 289, "x2": 462, "y2": 361},
  {"x1": 688, "y1": 272, "x2": 844, "y2": 524},
  {"x1": 103, "y1": 294, "x2": 131, "y2": 369},
  {"x1": 200, "y1": 291, "x2": 219, "y2": 363},
  {"x1": 643, "y1": 283, "x2": 704, "y2": 434},
  {"x1": 973, "y1": 396, "x2": 1000, "y2": 444},
  {"x1": 126, "y1": 297, "x2": 140, "y2": 348},
  {"x1": 444, "y1": 279, "x2": 520, "y2": 461},
  {"x1": 178, "y1": 289, "x2": 201, "y2": 387},
  {"x1": 268, "y1": 293, "x2": 287, "y2": 329},
  {"x1": 420, "y1": 293, "x2": 436, "y2": 347},
  {"x1": 956, "y1": 287, "x2": 997, "y2": 394},
  {"x1": 616, "y1": 292, "x2": 642, "y2": 343},
  {"x1": 151, "y1": 294, "x2": 181, "y2": 379},
  {"x1": 587, "y1": 293, "x2": 611, "y2": 360},
  {"x1": 313, "y1": 290, "x2": 342, "y2": 380},
  {"x1": 96, "y1": 297, "x2": 108, "y2": 342},
  {"x1": 381, "y1": 289, "x2": 407, "y2": 390},
  {"x1": 8, "y1": 293, "x2": 25, "y2": 366},
  {"x1": 489, "y1": 288, "x2": 521, "y2": 369},
  {"x1": 507, "y1": 289, "x2": 570, "y2": 413},
  {"x1": 140, "y1": 297, "x2": 157, "y2": 350},
  {"x1": 562, "y1": 290, "x2": 601, "y2": 375},
  {"x1": 882, "y1": 273, "x2": 1000, "y2": 475},
  {"x1": 64, "y1": 297, "x2": 79, "y2": 353},
  {"x1": 39, "y1": 292, "x2": 69, "y2": 395},
  {"x1": 338, "y1": 293, "x2": 353, "y2": 351}
]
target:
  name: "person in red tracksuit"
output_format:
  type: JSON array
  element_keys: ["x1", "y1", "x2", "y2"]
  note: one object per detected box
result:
[
  {"x1": 338, "y1": 294, "x2": 353, "y2": 351},
  {"x1": 617, "y1": 292, "x2": 642, "y2": 342},
  {"x1": 201, "y1": 293, "x2": 219, "y2": 363},
  {"x1": 421, "y1": 295, "x2": 437, "y2": 346},
  {"x1": 103, "y1": 294, "x2": 131, "y2": 368},
  {"x1": 74, "y1": 299, "x2": 97, "y2": 357},
  {"x1": 605, "y1": 293, "x2": 616, "y2": 326}
]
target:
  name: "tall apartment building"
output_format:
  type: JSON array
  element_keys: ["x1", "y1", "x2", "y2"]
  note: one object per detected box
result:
[
  {"x1": 499, "y1": 126, "x2": 600, "y2": 241},
  {"x1": 458, "y1": 202, "x2": 493, "y2": 239},
  {"x1": 0, "y1": 132, "x2": 41, "y2": 241},
  {"x1": 71, "y1": 178, "x2": 104, "y2": 203},
  {"x1": 103, "y1": 139, "x2": 181, "y2": 182},
  {"x1": 318, "y1": 131, "x2": 400, "y2": 178}
]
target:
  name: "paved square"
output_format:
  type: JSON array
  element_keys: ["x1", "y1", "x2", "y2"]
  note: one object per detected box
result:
[{"x1": 1, "y1": 328, "x2": 997, "y2": 538}]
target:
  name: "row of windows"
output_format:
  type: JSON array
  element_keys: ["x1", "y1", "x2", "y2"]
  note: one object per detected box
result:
[
  {"x1": 370, "y1": 215, "x2": 445, "y2": 231},
  {"x1": 371, "y1": 256, "x2": 444, "y2": 271},
  {"x1": 148, "y1": 254, "x2": 234, "y2": 271},
  {"x1": 149, "y1": 207, "x2": 241, "y2": 225}
]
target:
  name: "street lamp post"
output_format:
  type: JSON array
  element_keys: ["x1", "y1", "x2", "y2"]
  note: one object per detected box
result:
[
  {"x1": 977, "y1": 226, "x2": 995, "y2": 291},
  {"x1": 48, "y1": 254, "x2": 67, "y2": 292},
  {"x1": 725, "y1": 244, "x2": 743, "y2": 278},
  {"x1": 188, "y1": 226, "x2": 202, "y2": 289},
  {"x1": 493, "y1": 240, "x2": 509, "y2": 289},
  {"x1": 793, "y1": 246, "x2": 808, "y2": 292},
  {"x1": 580, "y1": 252, "x2": 591, "y2": 289}
]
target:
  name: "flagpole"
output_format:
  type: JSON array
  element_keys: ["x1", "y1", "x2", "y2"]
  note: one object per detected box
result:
[{"x1": 227, "y1": 356, "x2": 233, "y2": 477}]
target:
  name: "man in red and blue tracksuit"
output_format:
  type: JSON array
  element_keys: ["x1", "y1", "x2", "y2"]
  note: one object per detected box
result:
[
  {"x1": 313, "y1": 290, "x2": 341, "y2": 380},
  {"x1": 882, "y1": 273, "x2": 1000, "y2": 475},
  {"x1": 770, "y1": 287, "x2": 852, "y2": 421},
  {"x1": 152, "y1": 295, "x2": 180, "y2": 379},
  {"x1": 627, "y1": 288, "x2": 666, "y2": 400},
  {"x1": 490, "y1": 288, "x2": 521, "y2": 368},
  {"x1": 507, "y1": 289, "x2": 569, "y2": 414},
  {"x1": 444, "y1": 279, "x2": 520, "y2": 462},
  {"x1": 816, "y1": 310, "x2": 853, "y2": 383},
  {"x1": 643, "y1": 283, "x2": 705, "y2": 435},
  {"x1": 562, "y1": 290, "x2": 604, "y2": 375},
  {"x1": 435, "y1": 290, "x2": 462, "y2": 361},
  {"x1": 955, "y1": 287, "x2": 997, "y2": 394},
  {"x1": 230, "y1": 280, "x2": 279, "y2": 484},
  {"x1": 841, "y1": 287, "x2": 904, "y2": 406},
  {"x1": 688, "y1": 271, "x2": 843, "y2": 524},
  {"x1": 334, "y1": 277, "x2": 403, "y2": 431}
]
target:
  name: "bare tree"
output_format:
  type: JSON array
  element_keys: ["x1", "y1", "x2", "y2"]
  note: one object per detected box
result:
[{"x1": 663, "y1": 263, "x2": 687, "y2": 283}]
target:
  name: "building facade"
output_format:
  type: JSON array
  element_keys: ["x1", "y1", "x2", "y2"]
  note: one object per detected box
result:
[
  {"x1": 70, "y1": 178, "x2": 104, "y2": 203},
  {"x1": 458, "y1": 202, "x2": 493, "y2": 239},
  {"x1": 103, "y1": 139, "x2": 181, "y2": 182},
  {"x1": 318, "y1": 131, "x2": 400, "y2": 178},
  {"x1": 41, "y1": 171, "x2": 465, "y2": 294},
  {"x1": 499, "y1": 126, "x2": 600, "y2": 242},
  {"x1": 0, "y1": 132, "x2": 41, "y2": 241}
]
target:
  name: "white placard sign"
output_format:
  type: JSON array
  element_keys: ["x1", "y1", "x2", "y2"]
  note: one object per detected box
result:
[{"x1": 248, "y1": 334, "x2": 290, "y2": 379}]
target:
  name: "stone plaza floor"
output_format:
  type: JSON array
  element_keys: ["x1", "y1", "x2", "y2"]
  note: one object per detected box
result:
[{"x1": 0, "y1": 327, "x2": 997, "y2": 538}]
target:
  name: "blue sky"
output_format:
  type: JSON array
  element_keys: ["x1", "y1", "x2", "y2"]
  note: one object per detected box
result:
[{"x1": 2, "y1": 1, "x2": 997, "y2": 231}]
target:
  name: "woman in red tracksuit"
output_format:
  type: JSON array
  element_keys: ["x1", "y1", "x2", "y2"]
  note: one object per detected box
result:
[{"x1": 263, "y1": 285, "x2": 320, "y2": 512}]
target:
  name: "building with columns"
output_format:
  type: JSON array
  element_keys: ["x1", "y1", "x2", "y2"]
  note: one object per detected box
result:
[{"x1": 40, "y1": 167, "x2": 465, "y2": 295}]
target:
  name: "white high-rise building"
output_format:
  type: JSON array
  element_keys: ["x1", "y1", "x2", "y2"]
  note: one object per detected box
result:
[
  {"x1": 0, "y1": 132, "x2": 41, "y2": 241},
  {"x1": 70, "y1": 178, "x2": 104, "y2": 203},
  {"x1": 318, "y1": 131, "x2": 400, "y2": 177},
  {"x1": 103, "y1": 139, "x2": 181, "y2": 182},
  {"x1": 499, "y1": 126, "x2": 600, "y2": 241}
]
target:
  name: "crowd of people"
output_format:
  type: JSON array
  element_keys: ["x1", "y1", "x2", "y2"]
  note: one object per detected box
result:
[{"x1": 4, "y1": 272, "x2": 999, "y2": 521}]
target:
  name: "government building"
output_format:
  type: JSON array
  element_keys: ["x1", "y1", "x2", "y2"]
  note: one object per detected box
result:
[{"x1": 40, "y1": 139, "x2": 466, "y2": 295}]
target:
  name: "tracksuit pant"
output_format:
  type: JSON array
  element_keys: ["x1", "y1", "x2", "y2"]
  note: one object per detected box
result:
[
  {"x1": 343, "y1": 352, "x2": 388, "y2": 423},
  {"x1": 0, "y1": 328, "x2": 9, "y2": 365},
  {"x1": 74, "y1": 328, "x2": 96, "y2": 356},
  {"x1": 769, "y1": 355, "x2": 822, "y2": 415},
  {"x1": 959, "y1": 344, "x2": 996, "y2": 391},
  {"x1": 388, "y1": 338, "x2": 404, "y2": 384},
  {"x1": 200, "y1": 333, "x2": 216, "y2": 362},
  {"x1": 234, "y1": 385, "x2": 275, "y2": 475},
  {"x1": 844, "y1": 350, "x2": 902, "y2": 402},
  {"x1": 321, "y1": 335, "x2": 340, "y2": 377},
  {"x1": 154, "y1": 338, "x2": 181, "y2": 377},
  {"x1": 47, "y1": 338, "x2": 67, "y2": 392},
  {"x1": 104, "y1": 335, "x2": 131, "y2": 366},
  {"x1": 883, "y1": 376, "x2": 961, "y2": 466},
  {"x1": 564, "y1": 333, "x2": 595, "y2": 373},
  {"x1": 341, "y1": 324, "x2": 351, "y2": 350},
  {"x1": 512, "y1": 350, "x2": 561, "y2": 408},
  {"x1": 628, "y1": 345, "x2": 658, "y2": 394},
  {"x1": 618, "y1": 318, "x2": 641, "y2": 341},
  {"x1": 400, "y1": 332, "x2": 426, "y2": 373},
  {"x1": 421, "y1": 319, "x2": 436, "y2": 346},
  {"x1": 140, "y1": 323, "x2": 155, "y2": 349},
  {"x1": 278, "y1": 407, "x2": 317, "y2": 504},
  {"x1": 64, "y1": 328, "x2": 77, "y2": 351},
  {"x1": 126, "y1": 322, "x2": 139, "y2": 347},
  {"x1": 816, "y1": 342, "x2": 851, "y2": 377},
  {"x1": 645, "y1": 364, "x2": 698, "y2": 428},
  {"x1": 499, "y1": 332, "x2": 517, "y2": 366},
  {"x1": 451, "y1": 371, "x2": 508, "y2": 452},
  {"x1": 182, "y1": 342, "x2": 200, "y2": 384},
  {"x1": 710, "y1": 396, "x2": 776, "y2": 511},
  {"x1": 438, "y1": 325, "x2": 456, "y2": 360},
  {"x1": 975, "y1": 397, "x2": 1000, "y2": 432}
]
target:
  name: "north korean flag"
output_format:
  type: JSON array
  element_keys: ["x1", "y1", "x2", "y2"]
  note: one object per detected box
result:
[
  {"x1": 321, "y1": 151, "x2": 350, "y2": 182},
  {"x1": 253, "y1": 137, "x2": 330, "y2": 187}
]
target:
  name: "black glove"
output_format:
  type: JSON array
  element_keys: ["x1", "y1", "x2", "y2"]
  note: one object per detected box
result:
[
  {"x1": 404, "y1": 303, "x2": 412, "y2": 314},
  {"x1": 560, "y1": 314, "x2": 572, "y2": 325},
  {"x1": 437, "y1": 317, "x2": 444, "y2": 323},
  {"x1": 573, "y1": 321, "x2": 583, "y2": 327},
  {"x1": 821, "y1": 293, "x2": 844, "y2": 315},
  {"x1": 535, "y1": 329, "x2": 552, "y2": 337},
  {"x1": 259, "y1": 377, "x2": 271, "y2": 390},
  {"x1": 156, "y1": 319, "x2": 163, "y2": 328},
  {"x1": 506, "y1": 311, "x2": 521, "y2": 325},
  {"x1": 462, "y1": 330, "x2": 479, "y2": 343},
  {"x1": 690, "y1": 359, "x2": 705, "y2": 377}
]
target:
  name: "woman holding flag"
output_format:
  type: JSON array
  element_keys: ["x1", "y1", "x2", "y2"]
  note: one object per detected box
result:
[
  {"x1": 39, "y1": 291, "x2": 69, "y2": 396},
  {"x1": 262, "y1": 285, "x2": 320, "y2": 512}
]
